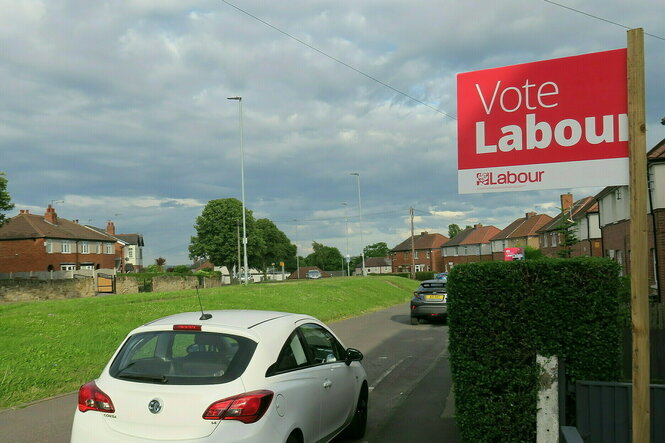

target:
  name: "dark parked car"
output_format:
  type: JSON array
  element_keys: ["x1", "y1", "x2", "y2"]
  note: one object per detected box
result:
[{"x1": 410, "y1": 279, "x2": 448, "y2": 324}]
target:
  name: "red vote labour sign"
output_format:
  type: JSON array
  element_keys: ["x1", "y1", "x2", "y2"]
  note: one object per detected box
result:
[{"x1": 457, "y1": 49, "x2": 628, "y2": 194}]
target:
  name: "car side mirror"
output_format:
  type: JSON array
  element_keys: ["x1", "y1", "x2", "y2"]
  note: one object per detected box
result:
[{"x1": 345, "y1": 348, "x2": 363, "y2": 366}]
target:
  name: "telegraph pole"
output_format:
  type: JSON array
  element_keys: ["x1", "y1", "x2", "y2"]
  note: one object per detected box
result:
[{"x1": 410, "y1": 207, "x2": 416, "y2": 279}]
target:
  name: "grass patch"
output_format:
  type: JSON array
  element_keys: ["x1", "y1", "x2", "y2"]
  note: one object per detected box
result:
[{"x1": 0, "y1": 276, "x2": 416, "y2": 409}]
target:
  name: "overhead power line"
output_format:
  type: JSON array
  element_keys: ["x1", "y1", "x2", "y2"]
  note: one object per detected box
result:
[
  {"x1": 543, "y1": 0, "x2": 665, "y2": 41},
  {"x1": 219, "y1": 0, "x2": 456, "y2": 120}
]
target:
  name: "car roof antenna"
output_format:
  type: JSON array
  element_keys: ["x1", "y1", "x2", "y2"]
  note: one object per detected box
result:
[{"x1": 196, "y1": 286, "x2": 212, "y2": 320}]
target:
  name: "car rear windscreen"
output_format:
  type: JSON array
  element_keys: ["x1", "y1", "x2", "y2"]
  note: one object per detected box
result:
[{"x1": 109, "y1": 331, "x2": 257, "y2": 385}]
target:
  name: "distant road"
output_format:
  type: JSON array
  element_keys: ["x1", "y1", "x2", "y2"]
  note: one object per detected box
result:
[{"x1": 0, "y1": 303, "x2": 459, "y2": 443}]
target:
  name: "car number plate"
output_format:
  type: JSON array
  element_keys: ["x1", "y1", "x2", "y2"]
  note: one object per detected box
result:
[{"x1": 425, "y1": 294, "x2": 444, "y2": 300}]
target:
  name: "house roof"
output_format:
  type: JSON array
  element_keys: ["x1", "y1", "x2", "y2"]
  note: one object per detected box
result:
[
  {"x1": 362, "y1": 257, "x2": 391, "y2": 267},
  {"x1": 85, "y1": 225, "x2": 128, "y2": 244},
  {"x1": 115, "y1": 233, "x2": 145, "y2": 246},
  {"x1": 442, "y1": 224, "x2": 501, "y2": 247},
  {"x1": 391, "y1": 232, "x2": 449, "y2": 252},
  {"x1": 0, "y1": 210, "x2": 115, "y2": 242},
  {"x1": 492, "y1": 212, "x2": 553, "y2": 241},
  {"x1": 594, "y1": 185, "x2": 622, "y2": 201},
  {"x1": 648, "y1": 137, "x2": 665, "y2": 162},
  {"x1": 538, "y1": 196, "x2": 597, "y2": 233}
]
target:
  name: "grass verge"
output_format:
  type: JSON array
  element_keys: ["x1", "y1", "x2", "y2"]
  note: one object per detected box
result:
[{"x1": 0, "y1": 276, "x2": 416, "y2": 409}]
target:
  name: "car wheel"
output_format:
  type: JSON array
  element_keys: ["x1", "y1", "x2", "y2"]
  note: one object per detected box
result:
[
  {"x1": 285, "y1": 430, "x2": 302, "y2": 443},
  {"x1": 410, "y1": 316, "x2": 419, "y2": 325},
  {"x1": 344, "y1": 385, "x2": 368, "y2": 439}
]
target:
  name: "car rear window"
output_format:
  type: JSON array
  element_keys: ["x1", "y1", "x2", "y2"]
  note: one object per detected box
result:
[
  {"x1": 419, "y1": 282, "x2": 446, "y2": 290},
  {"x1": 109, "y1": 331, "x2": 257, "y2": 385}
]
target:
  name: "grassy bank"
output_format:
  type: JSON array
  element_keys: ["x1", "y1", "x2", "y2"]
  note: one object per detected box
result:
[{"x1": 0, "y1": 276, "x2": 416, "y2": 409}]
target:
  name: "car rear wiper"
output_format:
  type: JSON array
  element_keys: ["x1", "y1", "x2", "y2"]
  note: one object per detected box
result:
[{"x1": 117, "y1": 373, "x2": 169, "y2": 384}]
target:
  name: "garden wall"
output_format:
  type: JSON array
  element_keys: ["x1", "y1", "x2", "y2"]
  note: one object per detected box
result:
[
  {"x1": 151, "y1": 275, "x2": 199, "y2": 292},
  {"x1": 0, "y1": 278, "x2": 95, "y2": 302}
]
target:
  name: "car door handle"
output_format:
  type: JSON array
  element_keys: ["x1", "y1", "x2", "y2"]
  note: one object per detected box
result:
[{"x1": 323, "y1": 379, "x2": 332, "y2": 390}]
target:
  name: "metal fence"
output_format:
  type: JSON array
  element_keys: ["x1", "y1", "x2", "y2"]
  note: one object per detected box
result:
[{"x1": 573, "y1": 381, "x2": 665, "y2": 443}]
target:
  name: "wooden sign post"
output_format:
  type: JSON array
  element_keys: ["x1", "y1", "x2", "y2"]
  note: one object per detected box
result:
[{"x1": 627, "y1": 27, "x2": 650, "y2": 443}]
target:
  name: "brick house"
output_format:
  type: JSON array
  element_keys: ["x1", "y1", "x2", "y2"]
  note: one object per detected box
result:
[
  {"x1": 490, "y1": 212, "x2": 553, "y2": 261},
  {"x1": 390, "y1": 231, "x2": 449, "y2": 274},
  {"x1": 0, "y1": 205, "x2": 120, "y2": 272},
  {"x1": 87, "y1": 221, "x2": 145, "y2": 272},
  {"x1": 441, "y1": 224, "x2": 501, "y2": 271},
  {"x1": 596, "y1": 139, "x2": 665, "y2": 301},
  {"x1": 354, "y1": 256, "x2": 392, "y2": 275},
  {"x1": 538, "y1": 194, "x2": 603, "y2": 258}
]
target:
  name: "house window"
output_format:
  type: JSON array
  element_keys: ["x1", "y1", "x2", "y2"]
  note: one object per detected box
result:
[
  {"x1": 551, "y1": 232, "x2": 557, "y2": 247},
  {"x1": 60, "y1": 264, "x2": 76, "y2": 271},
  {"x1": 464, "y1": 246, "x2": 468, "y2": 255},
  {"x1": 81, "y1": 241, "x2": 89, "y2": 254},
  {"x1": 414, "y1": 250, "x2": 419, "y2": 259},
  {"x1": 95, "y1": 242, "x2": 101, "y2": 254},
  {"x1": 128, "y1": 248, "x2": 134, "y2": 259},
  {"x1": 426, "y1": 250, "x2": 430, "y2": 259},
  {"x1": 45, "y1": 239, "x2": 53, "y2": 253},
  {"x1": 543, "y1": 235, "x2": 548, "y2": 248},
  {"x1": 61, "y1": 240, "x2": 71, "y2": 254},
  {"x1": 105, "y1": 243, "x2": 114, "y2": 254},
  {"x1": 80, "y1": 264, "x2": 94, "y2": 270}
]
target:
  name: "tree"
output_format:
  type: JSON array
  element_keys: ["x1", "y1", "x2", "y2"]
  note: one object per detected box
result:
[
  {"x1": 254, "y1": 218, "x2": 296, "y2": 274},
  {"x1": 448, "y1": 224, "x2": 472, "y2": 238},
  {"x1": 155, "y1": 257, "x2": 166, "y2": 272},
  {"x1": 364, "y1": 242, "x2": 390, "y2": 258},
  {"x1": 188, "y1": 198, "x2": 260, "y2": 274},
  {"x1": 0, "y1": 172, "x2": 14, "y2": 227},
  {"x1": 304, "y1": 242, "x2": 344, "y2": 271},
  {"x1": 556, "y1": 211, "x2": 578, "y2": 258},
  {"x1": 448, "y1": 224, "x2": 462, "y2": 238}
]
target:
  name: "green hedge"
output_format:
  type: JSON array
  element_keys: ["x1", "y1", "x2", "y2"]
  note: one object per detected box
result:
[
  {"x1": 447, "y1": 258, "x2": 624, "y2": 442},
  {"x1": 415, "y1": 271, "x2": 435, "y2": 281}
]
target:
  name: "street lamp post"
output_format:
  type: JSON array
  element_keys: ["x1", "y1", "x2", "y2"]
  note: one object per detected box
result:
[
  {"x1": 228, "y1": 96, "x2": 249, "y2": 286},
  {"x1": 350, "y1": 173, "x2": 366, "y2": 277},
  {"x1": 341, "y1": 202, "x2": 350, "y2": 277},
  {"x1": 293, "y1": 219, "x2": 300, "y2": 279}
]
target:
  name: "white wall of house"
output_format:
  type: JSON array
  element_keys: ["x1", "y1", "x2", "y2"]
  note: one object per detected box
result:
[
  {"x1": 598, "y1": 186, "x2": 629, "y2": 227},
  {"x1": 577, "y1": 213, "x2": 601, "y2": 241},
  {"x1": 123, "y1": 244, "x2": 143, "y2": 268},
  {"x1": 650, "y1": 162, "x2": 665, "y2": 210}
]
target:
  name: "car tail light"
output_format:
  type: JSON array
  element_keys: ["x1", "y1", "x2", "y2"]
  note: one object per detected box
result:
[
  {"x1": 203, "y1": 390, "x2": 273, "y2": 423},
  {"x1": 78, "y1": 381, "x2": 115, "y2": 413},
  {"x1": 413, "y1": 292, "x2": 423, "y2": 300}
]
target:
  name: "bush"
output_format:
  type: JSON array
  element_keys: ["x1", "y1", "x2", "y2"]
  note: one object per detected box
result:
[
  {"x1": 415, "y1": 271, "x2": 435, "y2": 281},
  {"x1": 169, "y1": 265, "x2": 193, "y2": 275},
  {"x1": 447, "y1": 258, "x2": 623, "y2": 442}
]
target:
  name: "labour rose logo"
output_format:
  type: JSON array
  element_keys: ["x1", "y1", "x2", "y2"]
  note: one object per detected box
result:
[{"x1": 476, "y1": 173, "x2": 490, "y2": 186}]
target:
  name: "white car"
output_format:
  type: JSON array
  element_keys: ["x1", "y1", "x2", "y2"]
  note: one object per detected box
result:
[{"x1": 71, "y1": 310, "x2": 368, "y2": 443}]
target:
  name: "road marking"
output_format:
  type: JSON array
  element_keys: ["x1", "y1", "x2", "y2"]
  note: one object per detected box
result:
[{"x1": 369, "y1": 357, "x2": 409, "y2": 391}]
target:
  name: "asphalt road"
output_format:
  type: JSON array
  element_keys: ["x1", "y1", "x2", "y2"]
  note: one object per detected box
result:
[{"x1": 0, "y1": 303, "x2": 459, "y2": 443}]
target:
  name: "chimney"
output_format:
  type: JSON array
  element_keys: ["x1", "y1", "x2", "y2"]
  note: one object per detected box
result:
[
  {"x1": 420, "y1": 231, "x2": 429, "y2": 236},
  {"x1": 19, "y1": 209, "x2": 30, "y2": 214},
  {"x1": 106, "y1": 221, "x2": 116, "y2": 235},
  {"x1": 525, "y1": 211, "x2": 536, "y2": 219},
  {"x1": 44, "y1": 205, "x2": 57, "y2": 224},
  {"x1": 474, "y1": 223, "x2": 483, "y2": 229},
  {"x1": 560, "y1": 193, "x2": 573, "y2": 212}
]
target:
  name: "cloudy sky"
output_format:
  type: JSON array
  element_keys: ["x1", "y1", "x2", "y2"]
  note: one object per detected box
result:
[{"x1": 2, "y1": 0, "x2": 664, "y2": 266}]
